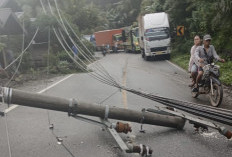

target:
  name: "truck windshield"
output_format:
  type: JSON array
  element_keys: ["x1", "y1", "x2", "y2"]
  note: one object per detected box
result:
[
  {"x1": 144, "y1": 27, "x2": 169, "y2": 41},
  {"x1": 114, "y1": 35, "x2": 122, "y2": 41}
]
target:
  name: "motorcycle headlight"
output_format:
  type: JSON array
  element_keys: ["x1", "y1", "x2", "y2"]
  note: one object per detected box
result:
[{"x1": 203, "y1": 65, "x2": 210, "y2": 72}]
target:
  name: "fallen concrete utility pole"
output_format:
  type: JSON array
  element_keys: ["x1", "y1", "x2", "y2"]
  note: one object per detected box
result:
[
  {"x1": 0, "y1": 87, "x2": 185, "y2": 129},
  {"x1": 0, "y1": 87, "x2": 186, "y2": 156},
  {"x1": 145, "y1": 107, "x2": 232, "y2": 139}
]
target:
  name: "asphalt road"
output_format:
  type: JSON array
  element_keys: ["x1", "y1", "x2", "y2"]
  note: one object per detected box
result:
[{"x1": 0, "y1": 52, "x2": 232, "y2": 157}]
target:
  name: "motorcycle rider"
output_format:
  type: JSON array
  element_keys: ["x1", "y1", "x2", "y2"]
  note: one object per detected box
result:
[
  {"x1": 193, "y1": 34, "x2": 225, "y2": 92},
  {"x1": 188, "y1": 35, "x2": 201, "y2": 87},
  {"x1": 101, "y1": 44, "x2": 106, "y2": 56}
]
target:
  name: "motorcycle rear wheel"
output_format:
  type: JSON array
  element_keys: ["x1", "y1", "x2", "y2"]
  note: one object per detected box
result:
[{"x1": 209, "y1": 83, "x2": 223, "y2": 107}]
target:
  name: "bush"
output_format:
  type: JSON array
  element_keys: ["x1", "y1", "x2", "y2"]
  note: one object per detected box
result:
[
  {"x1": 77, "y1": 40, "x2": 95, "y2": 61},
  {"x1": 171, "y1": 38, "x2": 193, "y2": 55},
  {"x1": 218, "y1": 61, "x2": 232, "y2": 86},
  {"x1": 20, "y1": 52, "x2": 34, "y2": 73},
  {"x1": 57, "y1": 50, "x2": 73, "y2": 63},
  {"x1": 48, "y1": 50, "x2": 84, "y2": 74}
]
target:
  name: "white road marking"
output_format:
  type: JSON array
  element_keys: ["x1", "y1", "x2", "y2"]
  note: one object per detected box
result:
[
  {"x1": 4, "y1": 105, "x2": 19, "y2": 113},
  {"x1": 165, "y1": 60, "x2": 187, "y2": 73},
  {"x1": 122, "y1": 59, "x2": 128, "y2": 109},
  {"x1": 4, "y1": 74, "x2": 74, "y2": 114}
]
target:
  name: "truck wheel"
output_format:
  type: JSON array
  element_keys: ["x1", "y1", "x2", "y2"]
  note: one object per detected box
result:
[
  {"x1": 144, "y1": 55, "x2": 150, "y2": 61},
  {"x1": 125, "y1": 48, "x2": 128, "y2": 53},
  {"x1": 166, "y1": 54, "x2": 170, "y2": 60},
  {"x1": 141, "y1": 50, "x2": 145, "y2": 58},
  {"x1": 132, "y1": 46, "x2": 136, "y2": 53}
]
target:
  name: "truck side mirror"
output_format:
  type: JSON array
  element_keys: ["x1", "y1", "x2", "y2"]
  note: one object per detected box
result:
[
  {"x1": 122, "y1": 30, "x2": 126, "y2": 42},
  {"x1": 141, "y1": 36, "x2": 144, "y2": 41}
]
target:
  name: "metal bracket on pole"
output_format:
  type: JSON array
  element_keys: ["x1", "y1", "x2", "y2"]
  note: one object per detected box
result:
[
  {"x1": 140, "y1": 109, "x2": 146, "y2": 133},
  {"x1": 0, "y1": 87, "x2": 3, "y2": 105},
  {"x1": 0, "y1": 87, "x2": 7, "y2": 116},
  {"x1": 71, "y1": 112, "x2": 135, "y2": 153},
  {"x1": 101, "y1": 118, "x2": 152, "y2": 157},
  {"x1": 100, "y1": 118, "x2": 130, "y2": 152},
  {"x1": 69, "y1": 100, "x2": 112, "y2": 128},
  {"x1": 0, "y1": 88, "x2": 4, "y2": 116},
  {"x1": 68, "y1": 98, "x2": 78, "y2": 116},
  {"x1": 1, "y1": 87, "x2": 12, "y2": 107},
  {"x1": 104, "y1": 105, "x2": 109, "y2": 120},
  {"x1": 72, "y1": 115, "x2": 110, "y2": 128}
]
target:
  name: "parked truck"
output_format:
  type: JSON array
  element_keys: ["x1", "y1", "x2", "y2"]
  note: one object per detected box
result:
[
  {"x1": 94, "y1": 29, "x2": 123, "y2": 52},
  {"x1": 138, "y1": 12, "x2": 171, "y2": 61},
  {"x1": 122, "y1": 26, "x2": 140, "y2": 53}
]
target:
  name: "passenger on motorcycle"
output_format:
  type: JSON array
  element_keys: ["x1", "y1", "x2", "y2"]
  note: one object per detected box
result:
[
  {"x1": 193, "y1": 34, "x2": 225, "y2": 92},
  {"x1": 188, "y1": 35, "x2": 201, "y2": 87}
]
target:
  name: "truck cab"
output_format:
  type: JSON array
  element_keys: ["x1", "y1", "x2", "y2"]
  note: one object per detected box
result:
[
  {"x1": 122, "y1": 27, "x2": 141, "y2": 53},
  {"x1": 113, "y1": 33, "x2": 124, "y2": 52},
  {"x1": 139, "y1": 12, "x2": 171, "y2": 60}
]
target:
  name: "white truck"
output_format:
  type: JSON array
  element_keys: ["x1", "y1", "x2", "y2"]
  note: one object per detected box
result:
[{"x1": 138, "y1": 12, "x2": 171, "y2": 61}]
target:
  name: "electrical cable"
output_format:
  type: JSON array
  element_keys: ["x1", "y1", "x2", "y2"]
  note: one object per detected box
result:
[
  {"x1": 2, "y1": 89, "x2": 12, "y2": 157},
  {"x1": 53, "y1": 28, "x2": 118, "y2": 87},
  {"x1": 50, "y1": 0, "x2": 119, "y2": 86},
  {"x1": 43, "y1": 0, "x2": 119, "y2": 87},
  {"x1": 122, "y1": 87, "x2": 232, "y2": 125},
  {"x1": 3, "y1": 114, "x2": 12, "y2": 157},
  {"x1": 57, "y1": 28, "x2": 120, "y2": 87}
]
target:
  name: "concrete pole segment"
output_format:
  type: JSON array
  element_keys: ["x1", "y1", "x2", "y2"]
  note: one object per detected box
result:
[{"x1": 1, "y1": 87, "x2": 186, "y2": 129}]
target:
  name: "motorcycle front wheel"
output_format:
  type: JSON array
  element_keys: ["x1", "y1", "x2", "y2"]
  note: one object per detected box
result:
[
  {"x1": 191, "y1": 91, "x2": 199, "y2": 98},
  {"x1": 209, "y1": 83, "x2": 223, "y2": 107}
]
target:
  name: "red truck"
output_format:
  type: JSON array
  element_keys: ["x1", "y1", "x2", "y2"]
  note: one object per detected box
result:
[{"x1": 94, "y1": 29, "x2": 123, "y2": 51}]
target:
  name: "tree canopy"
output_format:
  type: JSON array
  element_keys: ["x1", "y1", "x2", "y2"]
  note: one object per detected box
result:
[{"x1": 13, "y1": 0, "x2": 232, "y2": 57}]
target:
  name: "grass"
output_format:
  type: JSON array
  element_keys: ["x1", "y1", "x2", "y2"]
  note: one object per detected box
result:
[
  {"x1": 171, "y1": 52, "x2": 232, "y2": 86},
  {"x1": 171, "y1": 53, "x2": 190, "y2": 71}
]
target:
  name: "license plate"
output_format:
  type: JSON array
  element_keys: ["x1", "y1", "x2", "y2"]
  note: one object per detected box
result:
[{"x1": 156, "y1": 51, "x2": 164, "y2": 55}]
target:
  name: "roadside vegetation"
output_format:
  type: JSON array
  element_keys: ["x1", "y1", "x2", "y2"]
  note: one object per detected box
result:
[{"x1": 2, "y1": 0, "x2": 140, "y2": 78}]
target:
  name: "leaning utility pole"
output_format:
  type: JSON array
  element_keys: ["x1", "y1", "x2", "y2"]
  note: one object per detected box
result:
[{"x1": 0, "y1": 87, "x2": 185, "y2": 129}]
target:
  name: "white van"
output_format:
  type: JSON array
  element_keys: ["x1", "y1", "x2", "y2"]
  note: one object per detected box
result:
[{"x1": 138, "y1": 12, "x2": 171, "y2": 61}]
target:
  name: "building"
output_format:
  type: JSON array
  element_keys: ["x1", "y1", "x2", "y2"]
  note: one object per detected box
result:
[{"x1": 0, "y1": 0, "x2": 24, "y2": 68}]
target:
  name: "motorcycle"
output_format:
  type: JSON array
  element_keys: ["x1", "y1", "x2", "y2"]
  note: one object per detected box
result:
[
  {"x1": 191, "y1": 60, "x2": 223, "y2": 107},
  {"x1": 102, "y1": 48, "x2": 106, "y2": 56}
]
